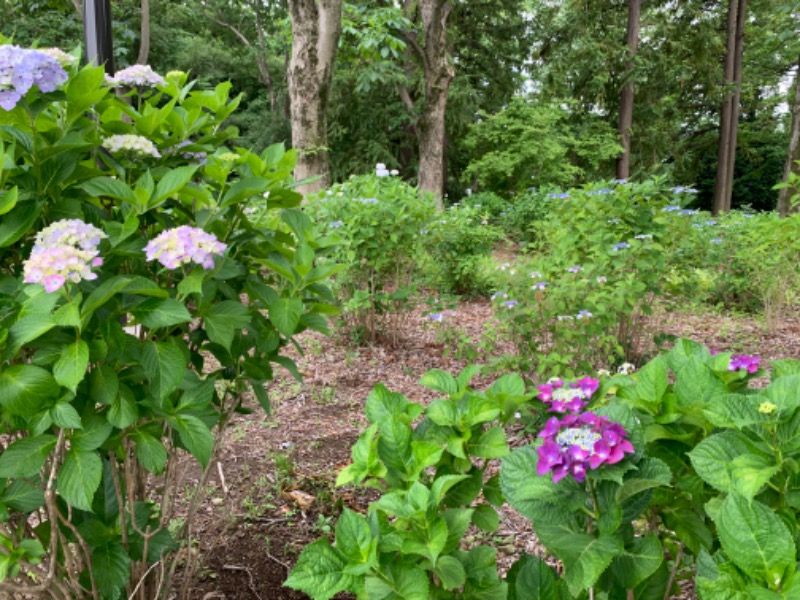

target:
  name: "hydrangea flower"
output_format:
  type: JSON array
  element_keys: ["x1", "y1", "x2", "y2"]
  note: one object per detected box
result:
[
  {"x1": 617, "y1": 363, "x2": 636, "y2": 375},
  {"x1": 576, "y1": 309, "x2": 592, "y2": 320},
  {"x1": 0, "y1": 45, "x2": 68, "y2": 110},
  {"x1": 491, "y1": 292, "x2": 509, "y2": 301},
  {"x1": 596, "y1": 276, "x2": 607, "y2": 284},
  {"x1": 679, "y1": 209, "x2": 698, "y2": 216},
  {"x1": 502, "y1": 300, "x2": 519, "y2": 309},
  {"x1": 536, "y1": 412, "x2": 635, "y2": 483},
  {"x1": 102, "y1": 134, "x2": 161, "y2": 158},
  {"x1": 529, "y1": 271, "x2": 543, "y2": 279},
  {"x1": 144, "y1": 226, "x2": 227, "y2": 270},
  {"x1": 174, "y1": 140, "x2": 207, "y2": 163},
  {"x1": 107, "y1": 64, "x2": 165, "y2": 88},
  {"x1": 537, "y1": 377, "x2": 599, "y2": 414},
  {"x1": 427, "y1": 312, "x2": 444, "y2": 323},
  {"x1": 359, "y1": 198, "x2": 378, "y2": 204},
  {"x1": 23, "y1": 219, "x2": 106, "y2": 293},
  {"x1": 531, "y1": 281, "x2": 547, "y2": 291},
  {"x1": 375, "y1": 163, "x2": 390, "y2": 177},
  {"x1": 710, "y1": 238, "x2": 723, "y2": 244},
  {"x1": 567, "y1": 265, "x2": 582, "y2": 273},
  {"x1": 547, "y1": 192, "x2": 570, "y2": 200},
  {"x1": 330, "y1": 220, "x2": 343, "y2": 229},
  {"x1": 634, "y1": 234, "x2": 653, "y2": 240},
  {"x1": 705, "y1": 220, "x2": 717, "y2": 226},
  {"x1": 728, "y1": 354, "x2": 760, "y2": 374},
  {"x1": 759, "y1": 401, "x2": 777, "y2": 415},
  {"x1": 662, "y1": 205, "x2": 681, "y2": 213},
  {"x1": 612, "y1": 242, "x2": 630, "y2": 251},
  {"x1": 38, "y1": 48, "x2": 78, "y2": 67}
]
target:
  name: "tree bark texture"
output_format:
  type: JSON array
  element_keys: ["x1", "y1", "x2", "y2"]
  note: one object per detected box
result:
[
  {"x1": 136, "y1": 0, "x2": 150, "y2": 65},
  {"x1": 415, "y1": 0, "x2": 454, "y2": 204},
  {"x1": 616, "y1": 0, "x2": 641, "y2": 181},
  {"x1": 778, "y1": 59, "x2": 800, "y2": 216},
  {"x1": 713, "y1": 0, "x2": 747, "y2": 215},
  {"x1": 287, "y1": 0, "x2": 343, "y2": 195}
]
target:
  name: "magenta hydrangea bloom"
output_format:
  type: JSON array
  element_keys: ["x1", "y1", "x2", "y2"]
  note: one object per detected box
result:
[
  {"x1": 728, "y1": 354, "x2": 761, "y2": 374},
  {"x1": 536, "y1": 412, "x2": 635, "y2": 483},
  {"x1": 537, "y1": 376, "x2": 600, "y2": 414},
  {"x1": 144, "y1": 226, "x2": 226, "y2": 270},
  {"x1": 23, "y1": 219, "x2": 106, "y2": 293},
  {"x1": 0, "y1": 45, "x2": 68, "y2": 110}
]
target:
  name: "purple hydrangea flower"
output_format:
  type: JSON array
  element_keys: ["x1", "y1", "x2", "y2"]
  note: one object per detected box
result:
[
  {"x1": 537, "y1": 377, "x2": 599, "y2": 414},
  {"x1": 23, "y1": 219, "x2": 106, "y2": 293},
  {"x1": 107, "y1": 64, "x2": 165, "y2": 88},
  {"x1": 502, "y1": 300, "x2": 519, "y2": 309},
  {"x1": 0, "y1": 45, "x2": 68, "y2": 110},
  {"x1": 547, "y1": 192, "x2": 570, "y2": 199},
  {"x1": 491, "y1": 292, "x2": 509, "y2": 301},
  {"x1": 144, "y1": 226, "x2": 227, "y2": 270},
  {"x1": 662, "y1": 205, "x2": 681, "y2": 213},
  {"x1": 706, "y1": 220, "x2": 717, "y2": 226},
  {"x1": 330, "y1": 220, "x2": 344, "y2": 229},
  {"x1": 679, "y1": 209, "x2": 698, "y2": 216},
  {"x1": 536, "y1": 412, "x2": 635, "y2": 483},
  {"x1": 612, "y1": 242, "x2": 630, "y2": 251},
  {"x1": 427, "y1": 312, "x2": 444, "y2": 323},
  {"x1": 567, "y1": 265, "x2": 582, "y2": 273},
  {"x1": 710, "y1": 238, "x2": 723, "y2": 244},
  {"x1": 531, "y1": 281, "x2": 547, "y2": 291},
  {"x1": 728, "y1": 354, "x2": 761, "y2": 374},
  {"x1": 576, "y1": 309, "x2": 593, "y2": 320}
]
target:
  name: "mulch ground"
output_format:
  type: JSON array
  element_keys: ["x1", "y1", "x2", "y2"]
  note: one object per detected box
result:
[{"x1": 177, "y1": 301, "x2": 800, "y2": 599}]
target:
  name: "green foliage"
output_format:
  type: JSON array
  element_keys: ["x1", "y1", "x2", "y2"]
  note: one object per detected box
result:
[
  {"x1": 304, "y1": 171, "x2": 436, "y2": 342},
  {"x1": 0, "y1": 53, "x2": 335, "y2": 597},
  {"x1": 463, "y1": 98, "x2": 620, "y2": 197}
]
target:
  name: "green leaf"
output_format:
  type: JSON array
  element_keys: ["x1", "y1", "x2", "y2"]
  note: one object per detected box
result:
[
  {"x1": 611, "y1": 535, "x2": 664, "y2": 589},
  {"x1": 81, "y1": 276, "x2": 132, "y2": 321},
  {"x1": 132, "y1": 431, "x2": 168, "y2": 473},
  {"x1": 703, "y1": 394, "x2": 769, "y2": 428},
  {"x1": 674, "y1": 358, "x2": 726, "y2": 409},
  {"x1": 268, "y1": 298, "x2": 303, "y2": 337},
  {"x1": 635, "y1": 355, "x2": 668, "y2": 405},
  {"x1": 90, "y1": 365, "x2": 119, "y2": 406},
  {"x1": 91, "y1": 543, "x2": 131, "y2": 599},
  {"x1": 0, "y1": 186, "x2": 18, "y2": 215},
  {"x1": 108, "y1": 387, "x2": 138, "y2": 429},
  {"x1": 203, "y1": 301, "x2": 251, "y2": 349},
  {"x1": 285, "y1": 538, "x2": 354, "y2": 600},
  {"x1": 177, "y1": 267, "x2": 205, "y2": 296},
  {"x1": 133, "y1": 298, "x2": 192, "y2": 329},
  {"x1": 419, "y1": 369, "x2": 459, "y2": 394},
  {"x1": 142, "y1": 339, "x2": 186, "y2": 400},
  {"x1": 616, "y1": 457, "x2": 672, "y2": 503},
  {"x1": 467, "y1": 426, "x2": 509, "y2": 458},
  {"x1": 149, "y1": 165, "x2": 198, "y2": 209},
  {"x1": 335, "y1": 509, "x2": 375, "y2": 574},
  {"x1": 472, "y1": 504, "x2": 500, "y2": 532},
  {"x1": 507, "y1": 554, "x2": 560, "y2": 600},
  {"x1": 713, "y1": 494, "x2": 795, "y2": 589},
  {"x1": 169, "y1": 413, "x2": 213, "y2": 467},
  {"x1": 688, "y1": 430, "x2": 758, "y2": 492},
  {"x1": 0, "y1": 435, "x2": 57, "y2": 477},
  {"x1": 0, "y1": 365, "x2": 59, "y2": 417},
  {"x1": 729, "y1": 454, "x2": 779, "y2": 501},
  {"x1": 766, "y1": 376, "x2": 800, "y2": 413},
  {"x1": 365, "y1": 384, "x2": 411, "y2": 425},
  {"x1": 1, "y1": 479, "x2": 45, "y2": 512},
  {"x1": 53, "y1": 339, "x2": 89, "y2": 392},
  {"x1": 53, "y1": 298, "x2": 81, "y2": 329},
  {"x1": 435, "y1": 555, "x2": 467, "y2": 590},
  {"x1": 51, "y1": 401, "x2": 82, "y2": 429},
  {"x1": 70, "y1": 414, "x2": 113, "y2": 451},
  {"x1": 771, "y1": 360, "x2": 800, "y2": 380},
  {"x1": 365, "y1": 563, "x2": 429, "y2": 600},
  {"x1": 58, "y1": 449, "x2": 102, "y2": 511},
  {"x1": 535, "y1": 524, "x2": 622, "y2": 596},
  {"x1": 81, "y1": 176, "x2": 137, "y2": 203},
  {"x1": 0, "y1": 201, "x2": 40, "y2": 248}
]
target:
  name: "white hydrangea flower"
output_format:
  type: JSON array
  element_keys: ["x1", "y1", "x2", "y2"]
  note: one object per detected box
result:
[{"x1": 102, "y1": 134, "x2": 161, "y2": 158}]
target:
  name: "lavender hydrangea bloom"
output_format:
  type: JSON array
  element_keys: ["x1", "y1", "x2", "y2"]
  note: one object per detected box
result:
[
  {"x1": 567, "y1": 265, "x2": 582, "y2": 273},
  {"x1": 144, "y1": 226, "x2": 227, "y2": 270},
  {"x1": 102, "y1": 134, "x2": 161, "y2": 158},
  {"x1": 502, "y1": 299, "x2": 519, "y2": 309},
  {"x1": 0, "y1": 45, "x2": 68, "y2": 110},
  {"x1": 612, "y1": 242, "x2": 630, "y2": 251},
  {"x1": 107, "y1": 64, "x2": 165, "y2": 88},
  {"x1": 23, "y1": 219, "x2": 106, "y2": 292},
  {"x1": 536, "y1": 412, "x2": 634, "y2": 483},
  {"x1": 728, "y1": 354, "x2": 761, "y2": 374},
  {"x1": 531, "y1": 281, "x2": 547, "y2": 291}
]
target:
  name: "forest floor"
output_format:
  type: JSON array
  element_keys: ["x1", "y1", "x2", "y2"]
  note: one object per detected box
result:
[{"x1": 177, "y1": 300, "x2": 800, "y2": 599}]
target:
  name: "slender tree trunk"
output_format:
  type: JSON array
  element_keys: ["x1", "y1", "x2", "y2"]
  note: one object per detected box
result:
[
  {"x1": 778, "y1": 59, "x2": 800, "y2": 216},
  {"x1": 616, "y1": 0, "x2": 641, "y2": 181},
  {"x1": 713, "y1": 0, "x2": 747, "y2": 215},
  {"x1": 136, "y1": 0, "x2": 150, "y2": 65},
  {"x1": 416, "y1": 0, "x2": 453, "y2": 205},
  {"x1": 287, "y1": 0, "x2": 343, "y2": 195}
]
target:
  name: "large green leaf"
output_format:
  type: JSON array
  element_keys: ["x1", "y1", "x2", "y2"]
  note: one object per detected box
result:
[
  {"x1": 91, "y1": 542, "x2": 131, "y2": 599},
  {"x1": 334, "y1": 509, "x2": 376, "y2": 574},
  {"x1": 713, "y1": 494, "x2": 795, "y2": 588},
  {"x1": 285, "y1": 538, "x2": 355, "y2": 600},
  {"x1": 616, "y1": 456, "x2": 672, "y2": 503},
  {"x1": 365, "y1": 563, "x2": 429, "y2": 600},
  {"x1": 268, "y1": 297, "x2": 303, "y2": 337},
  {"x1": 142, "y1": 339, "x2": 187, "y2": 400},
  {"x1": 0, "y1": 435, "x2": 57, "y2": 477},
  {"x1": 467, "y1": 426, "x2": 509, "y2": 458},
  {"x1": 766, "y1": 376, "x2": 800, "y2": 413},
  {"x1": 419, "y1": 369, "x2": 459, "y2": 394},
  {"x1": 133, "y1": 298, "x2": 192, "y2": 330},
  {"x1": 0, "y1": 365, "x2": 59, "y2": 417},
  {"x1": 149, "y1": 165, "x2": 198, "y2": 209},
  {"x1": 169, "y1": 413, "x2": 213, "y2": 467},
  {"x1": 611, "y1": 534, "x2": 664, "y2": 589},
  {"x1": 81, "y1": 176, "x2": 137, "y2": 203},
  {"x1": 535, "y1": 524, "x2": 622, "y2": 596},
  {"x1": 132, "y1": 431, "x2": 168, "y2": 474},
  {"x1": 507, "y1": 554, "x2": 561, "y2": 600},
  {"x1": 53, "y1": 339, "x2": 89, "y2": 392},
  {"x1": 58, "y1": 449, "x2": 102, "y2": 511},
  {"x1": 435, "y1": 555, "x2": 467, "y2": 590},
  {"x1": 729, "y1": 454, "x2": 779, "y2": 501},
  {"x1": 635, "y1": 355, "x2": 668, "y2": 405},
  {"x1": 203, "y1": 300, "x2": 251, "y2": 349},
  {"x1": 674, "y1": 358, "x2": 726, "y2": 409},
  {"x1": 90, "y1": 365, "x2": 119, "y2": 406},
  {"x1": 703, "y1": 394, "x2": 770, "y2": 428},
  {"x1": 0, "y1": 201, "x2": 40, "y2": 248},
  {"x1": 1, "y1": 479, "x2": 45, "y2": 512},
  {"x1": 688, "y1": 430, "x2": 758, "y2": 492}
]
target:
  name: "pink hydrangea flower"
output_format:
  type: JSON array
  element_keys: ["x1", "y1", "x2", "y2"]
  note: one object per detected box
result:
[
  {"x1": 728, "y1": 354, "x2": 760, "y2": 374},
  {"x1": 144, "y1": 226, "x2": 226, "y2": 270},
  {"x1": 536, "y1": 412, "x2": 634, "y2": 483},
  {"x1": 537, "y1": 377, "x2": 599, "y2": 414}
]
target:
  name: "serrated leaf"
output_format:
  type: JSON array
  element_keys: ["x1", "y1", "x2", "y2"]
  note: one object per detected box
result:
[
  {"x1": 53, "y1": 339, "x2": 89, "y2": 392},
  {"x1": 472, "y1": 504, "x2": 500, "y2": 532},
  {"x1": 108, "y1": 387, "x2": 138, "y2": 429},
  {"x1": 689, "y1": 431, "x2": 759, "y2": 492},
  {"x1": 91, "y1": 543, "x2": 131, "y2": 599},
  {"x1": 285, "y1": 538, "x2": 354, "y2": 600},
  {"x1": 507, "y1": 554, "x2": 560, "y2": 600},
  {"x1": 132, "y1": 431, "x2": 168, "y2": 473},
  {"x1": 0, "y1": 435, "x2": 57, "y2": 477},
  {"x1": 636, "y1": 355, "x2": 668, "y2": 404},
  {"x1": 90, "y1": 365, "x2": 119, "y2": 406},
  {"x1": 419, "y1": 369, "x2": 459, "y2": 394},
  {"x1": 729, "y1": 454, "x2": 779, "y2": 501},
  {"x1": 142, "y1": 339, "x2": 186, "y2": 400},
  {"x1": 467, "y1": 426, "x2": 508, "y2": 458},
  {"x1": 1, "y1": 479, "x2": 45, "y2": 512},
  {"x1": 616, "y1": 457, "x2": 672, "y2": 503},
  {"x1": 203, "y1": 300, "x2": 250, "y2": 349},
  {"x1": 51, "y1": 401, "x2": 82, "y2": 429},
  {"x1": 58, "y1": 449, "x2": 102, "y2": 511},
  {"x1": 435, "y1": 555, "x2": 466, "y2": 590},
  {"x1": 268, "y1": 297, "x2": 303, "y2": 337},
  {"x1": 133, "y1": 298, "x2": 192, "y2": 329},
  {"x1": 169, "y1": 413, "x2": 213, "y2": 467},
  {"x1": 0, "y1": 364, "x2": 59, "y2": 417},
  {"x1": 703, "y1": 394, "x2": 769, "y2": 428},
  {"x1": 611, "y1": 534, "x2": 664, "y2": 589},
  {"x1": 335, "y1": 509, "x2": 375, "y2": 573}
]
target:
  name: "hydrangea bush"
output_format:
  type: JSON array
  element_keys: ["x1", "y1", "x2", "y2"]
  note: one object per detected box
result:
[
  {"x1": 0, "y1": 47, "x2": 335, "y2": 598},
  {"x1": 289, "y1": 339, "x2": 800, "y2": 598}
]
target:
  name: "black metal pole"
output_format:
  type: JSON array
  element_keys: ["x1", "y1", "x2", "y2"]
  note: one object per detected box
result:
[{"x1": 84, "y1": 0, "x2": 115, "y2": 75}]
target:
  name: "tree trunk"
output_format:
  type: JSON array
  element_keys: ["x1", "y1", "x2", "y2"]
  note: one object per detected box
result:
[
  {"x1": 713, "y1": 0, "x2": 747, "y2": 215},
  {"x1": 415, "y1": 0, "x2": 454, "y2": 205},
  {"x1": 136, "y1": 0, "x2": 150, "y2": 65},
  {"x1": 616, "y1": 0, "x2": 641, "y2": 181},
  {"x1": 778, "y1": 59, "x2": 800, "y2": 217},
  {"x1": 287, "y1": 0, "x2": 344, "y2": 195}
]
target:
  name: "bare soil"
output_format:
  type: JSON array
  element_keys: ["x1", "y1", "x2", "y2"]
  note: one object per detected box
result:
[{"x1": 178, "y1": 302, "x2": 800, "y2": 599}]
